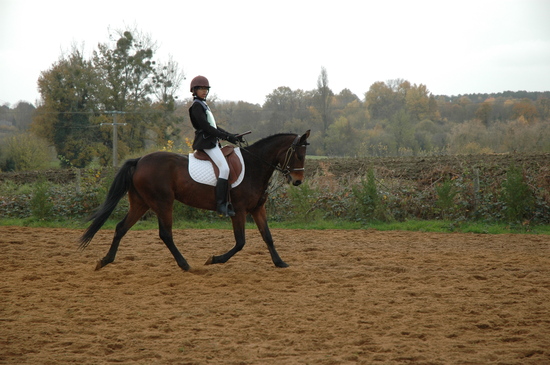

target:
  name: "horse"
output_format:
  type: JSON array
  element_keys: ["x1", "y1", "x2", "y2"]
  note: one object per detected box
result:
[{"x1": 79, "y1": 130, "x2": 311, "y2": 271}]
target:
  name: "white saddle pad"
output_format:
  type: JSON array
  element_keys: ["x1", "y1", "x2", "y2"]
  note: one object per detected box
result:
[{"x1": 188, "y1": 147, "x2": 245, "y2": 188}]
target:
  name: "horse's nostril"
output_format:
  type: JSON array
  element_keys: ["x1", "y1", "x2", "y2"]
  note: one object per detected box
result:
[{"x1": 294, "y1": 180, "x2": 302, "y2": 186}]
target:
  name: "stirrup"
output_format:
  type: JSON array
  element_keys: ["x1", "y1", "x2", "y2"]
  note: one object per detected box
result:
[{"x1": 217, "y1": 202, "x2": 235, "y2": 217}]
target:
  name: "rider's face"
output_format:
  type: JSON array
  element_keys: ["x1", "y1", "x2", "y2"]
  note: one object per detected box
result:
[{"x1": 195, "y1": 86, "x2": 209, "y2": 99}]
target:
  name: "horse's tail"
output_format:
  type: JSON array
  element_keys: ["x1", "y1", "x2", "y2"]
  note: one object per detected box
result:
[{"x1": 78, "y1": 158, "x2": 140, "y2": 250}]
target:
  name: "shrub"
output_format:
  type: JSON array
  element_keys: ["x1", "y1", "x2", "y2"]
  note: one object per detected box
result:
[
  {"x1": 1, "y1": 155, "x2": 549, "y2": 226},
  {"x1": 353, "y1": 169, "x2": 378, "y2": 219},
  {"x1": 500, "y1": 164, "x2": 534, "y2": 223},
  {"x1": 30, "y1": 180, "x2": 54, "y2": 219},
  {"x1": 352, "y1": 168, "x2": 390, "y2": 222},
  {"x1": 286, "y1": 181, "x2": 321, "y2": 222},
  {"x1": 435, "y1": 178, "x2": 458, "y2": 219},
  {"x1": 0, "y1": 133, "x2": 53, "y2": 171}
]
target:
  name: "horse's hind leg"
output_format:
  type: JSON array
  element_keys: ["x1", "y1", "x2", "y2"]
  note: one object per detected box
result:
[{"x1": 96, "y1": 203, "x2": 148, "y2": 270}]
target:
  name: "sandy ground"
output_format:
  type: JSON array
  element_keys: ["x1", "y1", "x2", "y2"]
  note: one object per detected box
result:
[{"x1": 1, "y1": 226, "x2": 549, "y2": 364}]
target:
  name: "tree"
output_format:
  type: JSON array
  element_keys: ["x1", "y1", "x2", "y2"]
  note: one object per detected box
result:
[
  {"x1": 213, "y1": 101, "x2": 262, "y2": 137},
  {"x1": 324, "y1": 115, "x2": 366, "y2": 156},
  {"x1": 152, "y1": 55, "x2": 185, "y2": 106},
  {"x1": 314, "y1": 67, "x2": 334, "y2": 136},
  {"x1": 32, "y1": 27, "x2": 184, "y2": 168},
  {"x1": 475, "y1": 102, "x2": 492, "y2": 126},
  {"x1": 535, "y1": 97, "x2": 550, "y2": 120},
  {"x1": 262, "y1": 87, "x2": 310, "y2": 136},
  {"x1": 405, "y1": 83, "x2": 431, "y2": 122},
  {"x1": 428, "y1": 94, "x2": 441, "y2": 121},
  {"x1": 32, "y1": 47, "x2": 99, "y2": 167},
  {"x1": 512, "y1": 98, "x2": 538, "y2": 123},
  {"x1": 91, "y1": 29, "x2": 184, "y2": 160},
  {"x1": 365, "y1": 80, "x2": 407, "y2": 121},
  {"x1": 448, "y1": 120, "x2": 493, "y2": 154},
  {"x1": 331, "y1": 89, "x2": 362, "y2": 124},
  {"x1": 334, "y1": 89, "x2": 359, "y2": 108},
  {"x1": 12, "y1": 102, "x2": 36, "y2": 130},
  {"x1": 93, "y1": 29, "x2": 157, "y2": 110},
  {"x1": 388, "y1": 109, "x2": 417, "y2": 154}
]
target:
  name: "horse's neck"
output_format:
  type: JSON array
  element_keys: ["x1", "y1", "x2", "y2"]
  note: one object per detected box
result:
[
  {"x1": 248, "y1": 135, "x2": 293, "y2": 164},
  {"x1": 244, "y1": 136, "x2": 293, "y2": 177}
]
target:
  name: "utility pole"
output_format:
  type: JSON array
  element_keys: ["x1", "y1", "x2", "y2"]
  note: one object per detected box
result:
[{"x1": 100, "y1": 111, "x2": 127, "y2": 168}]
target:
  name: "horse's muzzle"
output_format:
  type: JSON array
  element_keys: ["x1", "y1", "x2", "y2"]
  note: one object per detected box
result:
[
  {"x1": 286, "y1": 174, "x2": 303, "y2": 186},
  {"x1": 285, "y1": 169, "x2": 304, "y2": 186},
  {"x1": 285, "y1": 172, "x2": 304, "y2": 186}
]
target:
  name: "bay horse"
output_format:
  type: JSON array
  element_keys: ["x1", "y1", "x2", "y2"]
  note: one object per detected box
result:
[{"x1": 79, "y1": 130, "x2": 311, "y2": 271}]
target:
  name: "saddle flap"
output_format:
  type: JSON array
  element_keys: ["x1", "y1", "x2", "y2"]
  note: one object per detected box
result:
[{"x1": 192, "y1": 146, "x2": 242, "y2": 185}]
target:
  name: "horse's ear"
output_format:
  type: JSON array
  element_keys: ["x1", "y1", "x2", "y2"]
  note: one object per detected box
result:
[{"x1": 300, "y1": 130, "x2": 311, "y2": 145}]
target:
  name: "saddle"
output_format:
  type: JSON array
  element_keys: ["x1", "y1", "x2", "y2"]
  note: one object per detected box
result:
[{"x1": 193, "y1": 146, "x2": 243, "y2": 185}]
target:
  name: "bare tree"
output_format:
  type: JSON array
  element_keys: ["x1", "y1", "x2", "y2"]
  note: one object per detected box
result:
[
  {"x1": 153, "y1": 55, "x2": 185, "y2": 103},
  {"x1": 315, "y1": 66, "x2": 333, "y2": 136}
]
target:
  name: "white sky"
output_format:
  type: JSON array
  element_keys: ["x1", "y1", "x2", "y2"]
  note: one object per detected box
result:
[{"x1": 1, "y1": 0, "x2": 549, "y2": 107}]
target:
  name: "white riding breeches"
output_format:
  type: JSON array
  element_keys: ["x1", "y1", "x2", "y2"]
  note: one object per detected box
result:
[{"x1": 204, "y1": 146, "x2": 230, "y2": 180}]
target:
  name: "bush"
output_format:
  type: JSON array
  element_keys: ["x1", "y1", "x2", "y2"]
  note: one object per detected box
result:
[
  {"x1": 352, "y1": 169, "x2": 390, "y2": 222},
  {"x1": 30, "y1": 180, "x2": 54, "y2": 219},
  {"x1": 435, "y1": 178, "x2": 458, "y2": 219},
  {"x1": 0, "y1": 133, "x2": 53, "y2": 171},
  {"x1": 500, "y1": 164, "x2": 534, "y2": 223},
  {"x1": 1, "y1": 156, "x2": 548, "y2": 227},
  {"x1": 287, "y1": 181, "x2": 321, "y2": 222}
]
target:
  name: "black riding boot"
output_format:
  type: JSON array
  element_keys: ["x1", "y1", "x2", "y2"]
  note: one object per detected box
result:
[{"x1": 215, "y1": 178, "x2": 235, "y2": 217}]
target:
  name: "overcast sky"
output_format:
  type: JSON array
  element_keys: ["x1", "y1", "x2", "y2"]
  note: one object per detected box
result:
[{"x1": 1, "y1": 0, "x2": 549, "y2": 107}]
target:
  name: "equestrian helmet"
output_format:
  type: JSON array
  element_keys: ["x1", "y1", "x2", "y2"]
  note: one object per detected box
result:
[{"x1": 190, "y1": 75, "x2": 210, "y2": 92}]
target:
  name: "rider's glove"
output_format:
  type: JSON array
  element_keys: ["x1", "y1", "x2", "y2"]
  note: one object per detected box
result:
[{"x1": 226, "y1": 133, "x2": 239, "y2": 144}]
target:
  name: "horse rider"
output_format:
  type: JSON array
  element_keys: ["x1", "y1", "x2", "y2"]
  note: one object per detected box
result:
[{"x1": 188, "y1": 75, "x2": 243, "y2": 217}]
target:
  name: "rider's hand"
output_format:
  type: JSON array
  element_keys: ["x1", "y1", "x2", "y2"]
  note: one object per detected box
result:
[{"x1": 226, "y1": 134, "x2": 239, "y2": 144}]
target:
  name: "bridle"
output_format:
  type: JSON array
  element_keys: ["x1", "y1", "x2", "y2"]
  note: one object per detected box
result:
[
  {"x1": 276, "y1": 134, "x2": 308, "y2": 177},
  {"x1": 240, "y1": 134, "x2": 309, "y2": 178}
]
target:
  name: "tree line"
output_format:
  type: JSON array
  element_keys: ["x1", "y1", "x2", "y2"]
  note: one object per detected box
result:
[
  {"x1": 1, "y1": 27, "x2": 549, "y2": 171},
  {"x1": 192, "y1": 77, "x2": 549, "y2": 157}
]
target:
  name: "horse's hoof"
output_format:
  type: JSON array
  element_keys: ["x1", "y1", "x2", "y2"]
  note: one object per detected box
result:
[
  {"x1": 275, "y1": 261, "x2": 289, "y2": 268},
  {"x1": 95, "y1": 260, "x2": 103, "y2": 271},
  {"x1": 204, "y1": 256, "x2": 214, "y2": 265}
]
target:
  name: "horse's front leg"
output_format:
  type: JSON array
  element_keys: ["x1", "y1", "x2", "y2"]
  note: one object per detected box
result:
[
  {"x1": 205, "y1": 212, "x2": 246, "y2": 265},
  {"x1": 251, "y1": 204, "x2": 288, "y2": 268}
]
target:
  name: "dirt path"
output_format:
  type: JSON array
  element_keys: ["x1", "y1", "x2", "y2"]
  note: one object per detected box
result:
[{"x1": 1, "y1": 227, "x2": 549, "y2": 364}]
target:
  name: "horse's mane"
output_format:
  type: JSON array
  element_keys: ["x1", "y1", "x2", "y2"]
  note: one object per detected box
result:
[{"x1": 246, "y1": 133, "x2": 297, "y2": 149}]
